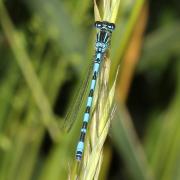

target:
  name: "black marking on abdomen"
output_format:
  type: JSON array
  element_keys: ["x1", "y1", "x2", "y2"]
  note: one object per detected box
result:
[
  {"x1": 82, "y1": 122, "x2": 88, "y2": 129},
  {"x1": 89, "y1": 89, "x2": 94, "y2": 97},
  {"x1": 80, "y1": 132, "x2": 86, "y2": 141},
  {"x1": 85, "y1": 106, "x2": 91, "y2": 113}
]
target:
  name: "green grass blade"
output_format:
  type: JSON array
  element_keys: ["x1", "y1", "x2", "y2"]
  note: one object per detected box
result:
[
  {"x1": 0, "y1": 1, "x2": 60, "y2": 139},
  {"x1": 111, "y1": 104, "x2": 154, "y2": 180}
]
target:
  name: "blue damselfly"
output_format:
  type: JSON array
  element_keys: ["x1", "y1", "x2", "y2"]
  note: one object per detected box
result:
[{"x1": 75, "y1": 21, "x2": 115, "y2": 161}]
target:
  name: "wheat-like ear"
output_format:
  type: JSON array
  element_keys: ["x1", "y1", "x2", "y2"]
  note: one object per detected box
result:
[
  {"x1": 78, "y1": 57, "x2": 118, "y2": 180},
  {"x1": 70, "y1": 1, "x2": 120, "y2": 179},
  {"x1": 69, "y1": 63, "x2": 118, "y2": 179}
]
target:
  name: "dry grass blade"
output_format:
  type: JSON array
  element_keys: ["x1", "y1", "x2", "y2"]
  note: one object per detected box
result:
[
  {"x1": 110, "y1": 0, "x2": 121, "y2": 23},
  {"x1": 103, "y1": 0, "x2": 121, "y2": 22},
  {"x1": 94, "y1": 0, "x2": 102, "y2": 21}
]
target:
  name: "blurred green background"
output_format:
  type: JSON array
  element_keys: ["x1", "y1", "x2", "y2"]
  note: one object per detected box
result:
[{"x1": 0, "y1": 0, "x2": 180, "y2": 179}]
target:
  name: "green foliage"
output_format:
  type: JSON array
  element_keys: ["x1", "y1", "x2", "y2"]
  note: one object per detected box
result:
[{"x1": 0, "y1": 0, "x2": 180, "y2": 179}]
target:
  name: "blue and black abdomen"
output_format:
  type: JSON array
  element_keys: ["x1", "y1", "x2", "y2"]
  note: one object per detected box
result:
[
  {"x1": 75, "y1": 21, "x2": 115, "y2": 161},
  {"x1": 76, "y1": 58, "x2": 100, "y2": 161}
]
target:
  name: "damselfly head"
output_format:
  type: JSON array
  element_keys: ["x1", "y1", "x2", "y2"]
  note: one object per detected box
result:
[{"x1": 95, "y1": 21, "x2": 115, "y2": 32}]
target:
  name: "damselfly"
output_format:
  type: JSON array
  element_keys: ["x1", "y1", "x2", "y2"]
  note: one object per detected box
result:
[{"x1": 76, "y1": 21, "x2": 115, "y2": 161}]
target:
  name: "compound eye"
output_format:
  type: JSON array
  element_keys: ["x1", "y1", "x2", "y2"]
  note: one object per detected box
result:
[
  {"x1": 108, "y1": 25, "x2": 112, "y2": 29},
  {"x1": 95, "y1": 21, "x2": 102, "y2": 29},
  {"x1": 111, "y1": 23, "x2": 115, "y2": 30},
  {"x1": 108, "y1": 23, "x2": 115, "y2": 30}
]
